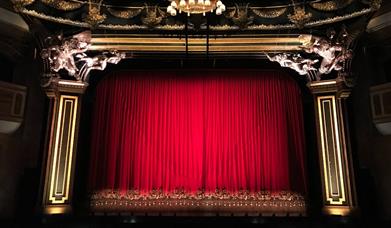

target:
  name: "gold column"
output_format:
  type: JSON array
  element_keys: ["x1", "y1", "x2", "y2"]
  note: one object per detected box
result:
[
  {"x1": 42, "y1": 79, "x2": 88, "y2": 214},
  {"x1": 308, "y1": 79, "x2": 357, "y2": 216}
]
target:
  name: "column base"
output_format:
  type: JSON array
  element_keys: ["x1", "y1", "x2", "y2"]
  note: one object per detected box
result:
[{"x1": 43, "y1": 204, "x2": 72, "y2": 215}]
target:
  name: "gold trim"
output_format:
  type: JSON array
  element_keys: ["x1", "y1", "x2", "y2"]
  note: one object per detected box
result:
[
  {"x1": 48, "y1": 95, "x2": 78, "y2": 204},
  {"x1": 305, "y1": 8, "x2": 372, "y2": 28},
  {"x1": 310, "y1": 0, "x2": 354, "y2": 12},
  {"x1": 317, "y1": 96, "x2": 346, "y2": 205},
  {"x1": 91, "y1": 37, "x2": 308, "y2": 44},
  {"x1": 90, "y1": 190, "x2": 306, "y2": 215},
  {"x1": 107, "y1": 7, "x2": 143, "y2": 19},
  {"x1": 323, "y1": 206, "x2": 352, "y2": 216},
  {"x1": 41, "y1": 0, "x2": 84, "y2": 11},
  {"x1": 251, "y1": 7, "x2": 287, "y2": 18},
  {"x1": 19, "y1": 7, "x2": 373, "y2": 31},
  {"x1": 88, "y1": 45, "x2": 305, "y2": 52},
  {"x1": 89, "y1": 35, "x2": 311, "y2": 52},
  {"x1": 310, "y1": 80, "x2": 337, "y2": 86}
]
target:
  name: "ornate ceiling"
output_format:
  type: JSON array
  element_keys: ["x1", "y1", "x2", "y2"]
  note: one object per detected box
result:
[{"x1": 11, "y1": 0, "x2": 381, "y2": 32}]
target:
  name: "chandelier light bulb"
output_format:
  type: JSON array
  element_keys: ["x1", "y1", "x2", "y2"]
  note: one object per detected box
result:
[
  {"x1": 205, "y1": 0, "x2": 211, "y2": 6},
  {"x1": 170, "y1": 10, "x2": 177, "y2": 16},
  {"x1": 216, "y1": 0, "x2": 223, "y2": 7},
  {"x1": 220, "y1": 4, "x2": 226, "y2": 12},
  {"x1": 167, "y1": 5, "x2": 174, "y2": 13},
  {"x1": 171, "y1": 1, "x2": 177, "y2": 8},
  {"x1": 216, "y1": 7, "x2": 222, "y2": 15},
  {"x1": 189, "y1": 0, "x2": 195, "y2": 5},
  {"x1": 179, "y1": 0, "x2": 186, "y2": 7},
  {"x1": 198, "y1": 0, "x2": 204, "y2": 5}
]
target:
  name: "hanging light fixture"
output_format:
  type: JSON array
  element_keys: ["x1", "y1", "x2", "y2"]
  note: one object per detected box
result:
[{"x1": 167, "y1": 0, "x2": 226, "y2": 16}]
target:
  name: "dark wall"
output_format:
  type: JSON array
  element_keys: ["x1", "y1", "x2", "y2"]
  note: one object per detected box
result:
[
  {"x1": 351, "y1": 42, "x2": 391, "y2": 220},
  {"x1": 0, "y1": 39, "x2": 46, "y2": 219}
]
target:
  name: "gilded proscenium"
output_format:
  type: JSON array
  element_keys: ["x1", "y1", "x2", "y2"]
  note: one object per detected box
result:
[
  {"x1": 310, "y1": 0, "x2": 354, "y2": 12},
  {"x1": 47, "y1": 95, "x2": 79, "y2": 204},
  {"x1": 17, "y1": 7, "x2": 374, "y2": 31},
  {"x1": 89, "y1": 34, "x2": 313, "y2": 52},
  {"x1": 41, "y1": 0, "x2": 84, "y2": 11}
]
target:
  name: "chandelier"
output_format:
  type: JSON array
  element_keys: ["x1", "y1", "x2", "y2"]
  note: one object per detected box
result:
[{"x1": 167, "y1": 0, "x2": 226, "y2": 16}]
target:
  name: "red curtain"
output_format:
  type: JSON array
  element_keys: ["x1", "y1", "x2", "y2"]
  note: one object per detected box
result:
[{"x1": 89, "y1": 71, "x2": 307, "y2": 195}]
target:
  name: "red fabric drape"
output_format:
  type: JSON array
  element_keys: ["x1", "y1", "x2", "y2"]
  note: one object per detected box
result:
[{"x1": 89, "y1": 71, "x2": 307, "y2": 194}]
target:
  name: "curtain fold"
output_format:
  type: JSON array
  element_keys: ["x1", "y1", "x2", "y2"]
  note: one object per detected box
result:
[{"x1": 89, "y1": 71, "x2": 307, "y2": 195}]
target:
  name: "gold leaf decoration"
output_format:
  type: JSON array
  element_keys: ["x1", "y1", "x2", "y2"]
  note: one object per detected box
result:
[
  {"x1": 141, "y1": 5, "x2": 165, "y2": 28},
  {"x1": 225, "y1": 4, "x2": 253, "y2": 29},
  {"x1": 107, "y1": 7, "x2": 144, "y2": 19},
  {"x1": 251, "y1": 7, "x2": 287, "y2": 18},
  {"x1": 288, "y1": 6, "x2": 312, "y2": 29},
  {"x1": 84, "y1": 6, "x2": 106, "y2": 27},
  {"x1": 310, "y1": 0, "x2": 354, "y2": 11},
  {"x1": 11, "y1": 0, "x2": 35, "y2": 6},
  {"x1": 11, "y1": 0, "x2": 35, "y2": 11},
  {"x1": 41, "y1": 0, "x2": 83, "y2": 11}
]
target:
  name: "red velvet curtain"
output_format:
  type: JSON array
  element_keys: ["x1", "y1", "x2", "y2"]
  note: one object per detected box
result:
[{"x1": 89, "y1": 71, "x2": 307, "y2": 194}]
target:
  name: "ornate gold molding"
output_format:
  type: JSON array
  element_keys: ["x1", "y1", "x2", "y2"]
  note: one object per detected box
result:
[
  {"x1": 89, "y1": 34, "x2": 313, "y2": 52},
  {"x1": 251, "y1": 7, "x2": 287, "y2": 18},
  {"x1": 41, "y1": 0, "x2": 83, "y2": 11},
  {"x1": 11, "y1": 0, "x2": 35, "y2": 11},
  {"x1": 308, "y1": 79, "x2": 357, "y2": 215},
  {"x1": 316, "y1": 95, "x2": 347, "y2": 205},
  {"x1": 16, "y1": 6, "x2": 374, "y2": 31},
  {"x1": 310, "y1": 0, "x2": 354, "y2": 12},
  {"x1": 90, "y1": 190, "x2": 306, "y2": 215},
  {"x1": 288, "y1": 6, "x2": 312, "y2": 29},
  {"x1": 107, "y1": 7, "x2": 143, "y2": 19},
  {"x1": 42, "y1": 79, "x2": 87, "y2": 214}
]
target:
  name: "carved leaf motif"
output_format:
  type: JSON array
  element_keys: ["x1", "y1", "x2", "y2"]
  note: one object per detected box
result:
[
  {"x1": 288, "y1": 7, "x2": 312, "y2": 29},
  {"x1": 310, "y1": 0, "x2": 354, "y2": 11},
  {"x1": 107, "y1": 7, "x2": 144, "y2": 19},
  {"x1": 11, "y1": 0, "x2": 35, "y2": 11},
  {"x1": 225, "y1": 4, "x2": 253, "y2": 29},
  {"x1": 251, "y1": 7, "x2": 287, "y2": 18},
  {"x1": 141, "y1": 5, "x2": 165, "y2": 28},
  {"x1": 11, "y1": 0, "x2": 35, "y2": 6},
  {"x1": 41, "y1": 0, "x2": 83, "y2": 11}
]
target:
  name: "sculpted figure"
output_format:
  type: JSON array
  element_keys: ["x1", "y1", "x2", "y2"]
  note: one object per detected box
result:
[
  {"x1": 76, "y1": 51, "x2": 126, "y2": 81},
  {"x1": 301, "y1": 36, "x2": 350, "y2": 75},
  {"x1": 266, "y1": 53, "x2": 318, "y2": 76},
  {"x1": 41, "y1": 31, "x2": 125, "y2": 82}
]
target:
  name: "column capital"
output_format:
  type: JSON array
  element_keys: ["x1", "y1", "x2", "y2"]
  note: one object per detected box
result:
[
  {"x1": 43, "y1": 78, "x2": 88, "y2": 98},
  {"x1": 307, "y1": 78, "x2": 351, "y2": 98}
]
